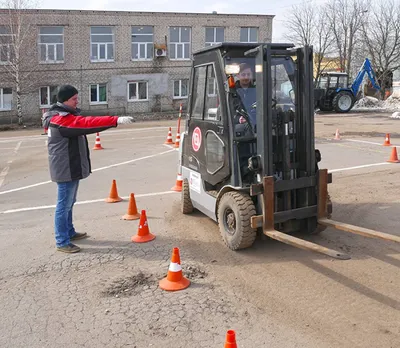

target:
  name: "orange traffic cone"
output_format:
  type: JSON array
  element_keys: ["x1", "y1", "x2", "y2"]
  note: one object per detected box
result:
[
  {"x1": 387, "y1": 147, "x2": 400, "y2": 163},
  {"x1": 131, "y1": 210, "x2": 156, "y2": 243},
  {"x1": 334, "y1": 129, "x2": 341, "y2": 140},
  {"x1": 159, "y1": 247, "x2": 190, "y2": 291},
  {"x1": 122, "y1": 193, "x2": 140, "y2": 220},
  {"x1": 93, "y1": 132, "x2": 104, "y2": 150},
  {"x1": 171, "y1": 172, "x2": 183, "y2": 192},
  {"x1": 164, "y1": 127, "x2": 174, "y2": 145},
  {"x1": 173, "y1": 113, "x2": 181, "y2": 148},
  {"x1": 173, "y1": 132, "x2": 180, "y2": 148},
  {"x1": 105, "y1": 179, "x2": 123, "y2": 203},
  {"x1": 383, "y1": 133, "x2": 391, "y2": 146},
  {"x1": 224, "y1": 330, "x2": 238, "y2": 348}
]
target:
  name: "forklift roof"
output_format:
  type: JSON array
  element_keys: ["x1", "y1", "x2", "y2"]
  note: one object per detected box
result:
[{"x1": 192, "y1": 42, "x2": 296, "y2": 56}]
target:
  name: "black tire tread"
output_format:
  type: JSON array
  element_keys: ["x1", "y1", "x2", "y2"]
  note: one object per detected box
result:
[
  {"x1": 181, "y1": 179, "x2": 194, "y2": 214},
  {"x1": 217, "y1": 191, "x2": 257, "y2": 250}
]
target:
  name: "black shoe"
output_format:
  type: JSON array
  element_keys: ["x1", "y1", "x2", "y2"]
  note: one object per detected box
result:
[
  {"x1": 57, "y1": 243, "x2": 81, "y2": 253},
  {"x1": 70, "y1": 232, "x2": 88, "y2": 241}
]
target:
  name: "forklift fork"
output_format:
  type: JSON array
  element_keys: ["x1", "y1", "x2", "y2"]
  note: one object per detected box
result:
[{"x1": 250, "y1": 170, "x2": 400, "y2": 260}]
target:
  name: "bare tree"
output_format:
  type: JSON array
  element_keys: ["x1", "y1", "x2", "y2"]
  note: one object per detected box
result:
[
  {"x1": 361, "y1": 0, "x2": 400, "y2": 94},
  {"x1": 284, "y1": 1, "x2": 335, "y2": 85},
  {"x1": 0, "y1": 0, "x2": 37, "y2": 126},
  {"x1": 326, "y1": 0, "x2": 369, "y2": 78}
]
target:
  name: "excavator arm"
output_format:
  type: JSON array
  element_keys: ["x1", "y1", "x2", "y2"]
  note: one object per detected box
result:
[{"x1": 350, "y1": 58, "x2": 380, "y2": 95}]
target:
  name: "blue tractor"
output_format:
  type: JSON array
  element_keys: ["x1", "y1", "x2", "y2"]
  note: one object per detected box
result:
[{"x1": 314, "y1": 58, "x2": 381, "y2": 113}]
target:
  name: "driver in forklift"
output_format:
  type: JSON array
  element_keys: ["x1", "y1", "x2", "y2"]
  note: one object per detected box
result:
[{"x1": 235, "y1": 63, "x2": 257, "y2": 128}]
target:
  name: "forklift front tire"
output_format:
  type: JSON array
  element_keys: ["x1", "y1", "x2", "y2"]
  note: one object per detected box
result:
[
  {"x1": 217, "y1": 191, "x2": 257, "y2": 250},
  {"x1": 181, "y1": 179, "x2": 194, "y2": 214}
]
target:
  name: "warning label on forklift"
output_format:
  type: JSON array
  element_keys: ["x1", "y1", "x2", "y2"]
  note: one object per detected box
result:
[
  {"x1": 192, "y1": 127, "x2": 202, "y2": 152},
  {"x1": 189, "y1": 171, "x2": 201, "y2": 193}
]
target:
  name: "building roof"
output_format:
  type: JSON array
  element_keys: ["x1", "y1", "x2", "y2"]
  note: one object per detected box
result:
[{"x1": 0, "y1": 8, "x2": 275, "y2": 19}]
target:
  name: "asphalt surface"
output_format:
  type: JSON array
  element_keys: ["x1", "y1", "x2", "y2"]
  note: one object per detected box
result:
[{"x1": 1, "y1": 117, "x2": 400, "y2": 347}]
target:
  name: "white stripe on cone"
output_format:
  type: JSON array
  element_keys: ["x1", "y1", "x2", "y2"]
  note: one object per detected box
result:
[
  {"x1": 177, "y1": 174, "x2": 182, "y2": 181},
  {"x1": 169, "y1": 262, "x2": 182, "y2": 272}
]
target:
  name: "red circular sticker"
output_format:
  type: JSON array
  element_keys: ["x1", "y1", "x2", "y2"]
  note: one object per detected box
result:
[{"x1": 192, "y1": 127, "x2": 202, "y2": 152}]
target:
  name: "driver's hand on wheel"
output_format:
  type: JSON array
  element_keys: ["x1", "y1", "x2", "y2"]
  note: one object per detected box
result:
[{"x1": 239, "y1": 116, "x2": 247, "y2": 124}]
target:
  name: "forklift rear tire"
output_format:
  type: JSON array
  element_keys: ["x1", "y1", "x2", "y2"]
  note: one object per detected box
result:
[
  {"x1": 217, "y1": 191, "x2": 257, "y2": 250},
  {"x1": 181, "y1": 179, "x2": 194, "y2": 214}
]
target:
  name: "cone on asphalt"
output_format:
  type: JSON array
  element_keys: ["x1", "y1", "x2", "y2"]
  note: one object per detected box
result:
[
  {"x1": 131, "y1": 210, "x2": 156, "y2": 243},
  {"x1": 93, "y1": 132, "x2": 104, "y2": 150},
  {"x1": 334, "y1": 129, "x2": 341, "y2": 140},
  {"x1": 159, "y1": 247, "x2": 190, "y2": 291},
  {"x1": 387, "y1": 147, "x2": 400, "y2": 163},
  {"x1": 224, "y1": 330, "x2": 238, "y2": 348},
  {"x1": 171, "y1": 172, "x2": 183, "y2": 192},
  {"x1": 164, "y1": 127, "x2": 174, "y2": 145},
  {"x1": 122, "y1": 193, "x2": 140, "y2": 220},
  {"x1": 173, "y1": 132, "x2": 180, "y2": 148},
  {"x1": 105, "y1": 179, "x2": 123, "y2": 203},
  {"x1": 383, "y1": 133, "x2": 392, "y2": 146}
]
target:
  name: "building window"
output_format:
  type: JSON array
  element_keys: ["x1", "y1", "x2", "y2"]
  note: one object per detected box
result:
[
  {"x1": 90, "y1": 27, "x2": 114, "y2": 62},
  {"x1": 40, "y1": 86, "x2": 59, "y2": 107},
  {"x1": 205, "y1": 27, "x2": 224, "y2": 46},
  {"x1": 38, "y1": 26, "x2": 64, "y2": 63},
  {"x1": 0, "y1": 26, "x2": 14, "y2": 64},
  {"x1": 90, "y1": 83, "x2": 107, "y2": 104},
  {"x1": 132, "y1": 26, "x2": 153, "y2": 60},
  {"x1": 169, "y1": 27, "x2": 191, "y2": 60},
  {"x1": 0, "y1": 88, "x2": 12, "y2": 110},
  {"x1": 128, "y1": 82, "x2": 148, "y2": 101},
  {"x1": 240, "y1": 27, "x2": 258, "y2": 43},
  {"x1": 173, "y1": 79, "x2": 188, "y2": 98}
]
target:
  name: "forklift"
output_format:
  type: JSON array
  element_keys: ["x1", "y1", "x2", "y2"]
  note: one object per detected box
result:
[{"x1": 178, "y1": 42, "x2": 400, "y2": 260}]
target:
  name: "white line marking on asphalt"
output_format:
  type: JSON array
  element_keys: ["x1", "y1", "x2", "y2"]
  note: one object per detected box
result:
[
  {"x1": 163, "y1": 144, "x2": 179, "y2": 151},
  {"x1": 330, "y1": 162, "x2": 392, "y2": 173},
  {"x1": 0, "y1": 190, "x2": 177, "y2": 214},
  {"x1": 0, "y1": 141, "x2": 22, "y2": 189},
  {"x1": 346, "y1": 139, "x2": 391, "y2": 146},
  {"x1": 0, "y1": 148, "x2": 176, "y2": 196}
]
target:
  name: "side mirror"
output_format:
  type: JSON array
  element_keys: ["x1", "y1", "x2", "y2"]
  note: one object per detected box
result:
[{"x1": 289, "y1": 90, "x2": 295, "y2": 104}]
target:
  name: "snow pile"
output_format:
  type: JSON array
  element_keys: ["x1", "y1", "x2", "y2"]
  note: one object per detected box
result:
[
  {"x1": 383, "y1": 95, "x2": 400, "y2": 109},
  {"x1": 390, "y1": 112, "x2": 400, "y2": 119},
  {"x1": 353, "y1": 96, "x2": 384, "y2": 109}
]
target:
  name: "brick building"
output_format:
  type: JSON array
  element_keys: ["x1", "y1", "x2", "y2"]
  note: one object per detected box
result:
[{"x1": 0, "y1": 9, "x2": 273, "y2": 124}]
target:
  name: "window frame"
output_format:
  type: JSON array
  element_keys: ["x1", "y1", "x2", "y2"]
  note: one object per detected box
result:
[
  {"x1": 127, "y1": 81, "x2": 149, "y2": 102},
  {"x1": 131, "y1": 26, "x2": 154, "y2": 61},
  {"x1": 169, "y1": 26, "x2": 191, "y2": 61},
  {"x1": 0, "y1": 26, "x2": 14, "y2": 65},
  {"x1": 240, "y1": 27, "x2": 258, "y2": 43},
  {"x1": 38, "y1": 26, "x2": 64, "y2": 64},
  {"x1": 173, "y1": 79, "x2": 189, "y2": 99},
  {"x1": 205, "y1": 27, "x2": 224, "y2": 47},
  {"x1": 0, "y1": 87, "x2": 12, "y2": 111},
  {"x1": 39, "y1": 85, "x2": 59, "y2": 107},
  {"x1": 90, "y1": 26, "x2": 115, "y2": 63},
  {"x1": 90, "y1": 83, "x2": 108, "y2": 104}
]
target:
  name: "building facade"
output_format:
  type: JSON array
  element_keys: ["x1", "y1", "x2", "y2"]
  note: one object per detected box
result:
[{"x1": 0, "y1": 9, "x2": 273, "y2": 124}]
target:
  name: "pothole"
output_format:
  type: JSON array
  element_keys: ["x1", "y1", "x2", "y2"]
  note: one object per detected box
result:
[{"x1": 101, "y1": 271, "x2": 154, "y2": 297}]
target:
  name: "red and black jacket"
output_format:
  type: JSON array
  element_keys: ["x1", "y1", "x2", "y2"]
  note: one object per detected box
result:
[{"x1": 42, "y1": 103, "x2": 118, "y2": 182}]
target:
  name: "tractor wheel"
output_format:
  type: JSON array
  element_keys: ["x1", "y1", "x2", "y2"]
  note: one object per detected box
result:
[
  {"x1": 332, "y1": 91, "x2": 354, "y2": 113},
  {"x1": 217, "y1": 191, "x2": 257, "y2": 250},
  {"x1": 181, "y1": 179, "x2": 193, "y2": 214}
]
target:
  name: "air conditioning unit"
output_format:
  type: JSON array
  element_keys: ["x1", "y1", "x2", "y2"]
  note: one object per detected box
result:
[
  {"x1": 154, "y1": 44, "x2": 167, "y2": 58},
  {"x1": 155, "y1": 48, "x2": 167, "y2": 57}
]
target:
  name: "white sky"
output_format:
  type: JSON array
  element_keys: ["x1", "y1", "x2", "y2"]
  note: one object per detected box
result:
[{"x1": 36, "y1": 0, "x2": 328, "y2": 42}]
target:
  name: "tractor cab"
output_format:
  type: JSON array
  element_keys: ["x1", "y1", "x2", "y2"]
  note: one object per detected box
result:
[{"x1": 178, "y1": 42, "x2": 400, "y2": 259}]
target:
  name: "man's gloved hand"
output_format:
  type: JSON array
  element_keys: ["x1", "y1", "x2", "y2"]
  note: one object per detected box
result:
[{"x1": 117, "y1": 116, "x2": 135, "y2": 125}]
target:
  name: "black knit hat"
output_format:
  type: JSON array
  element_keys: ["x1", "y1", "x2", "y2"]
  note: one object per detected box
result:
[{"x1": 57, "y1": 85, "x2": 79, "y2": 103}]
